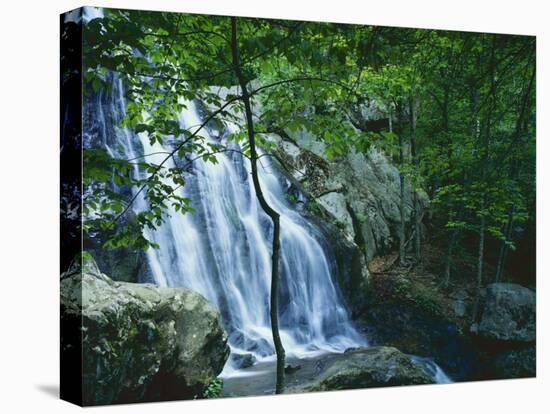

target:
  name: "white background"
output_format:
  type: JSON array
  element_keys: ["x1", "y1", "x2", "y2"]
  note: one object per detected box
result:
[{"x1": 0, "y1": 0, "x2": 547, "y2": 412}]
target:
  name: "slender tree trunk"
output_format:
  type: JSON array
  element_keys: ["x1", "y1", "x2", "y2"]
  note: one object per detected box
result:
[
  {"x1": 472, "y1": 213, "x2": 486, "y2": 322},
  {"x1": 230, "y1": 17, "x2": 286, "y2": 394},
  {"x1": 390, "y1": 104, "x2": 406, "y2": 266},
  {"x1": 398, "y1": 108, "x2": 406, "y2": 267},
  {"x1": 409, "y1": 96, "x2": 421, "y2": 260},
  {"x1": 472, "y1": 38, "x2": 497, "y2": 324},
  {"x1": 470, "y1": 109, "x2": 482, "y2": 324},
  {"x1": 443, "y1": 228, "x2": 459, "y2": 288},
  {"x1": 412, "y1": 194, "x2": 420, "y2": 259},
  {"x1": 495, "y1": 209, "x2": 514, "y2": 282}
]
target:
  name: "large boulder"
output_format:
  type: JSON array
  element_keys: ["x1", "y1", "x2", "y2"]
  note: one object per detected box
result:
[
  {"x1": 61, "y1": 255, "x2": 229, "y2": 405},
  {"x1": 476, "y1": 283, "x2": 536, "y2": 342},
  {"x1": 304, "y1": 347, "x2": 434, "y2": 392}
]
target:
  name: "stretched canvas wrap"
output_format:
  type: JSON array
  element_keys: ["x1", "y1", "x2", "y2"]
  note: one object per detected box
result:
[{"x1": 60, "y1": 6, "x2": 536, "y2": 406}]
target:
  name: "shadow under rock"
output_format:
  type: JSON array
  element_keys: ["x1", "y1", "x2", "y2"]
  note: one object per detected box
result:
[{"x1": 36, "y1": 384, "x2": 59, "y2": 399}]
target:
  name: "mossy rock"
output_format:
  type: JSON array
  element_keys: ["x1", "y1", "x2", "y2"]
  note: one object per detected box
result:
[
  {"x1": 305, "y1": 347, "x2": 434, "y2": 391},
  {"x1": 61, "y1": 255, "x2": 230, "y2": 405}
]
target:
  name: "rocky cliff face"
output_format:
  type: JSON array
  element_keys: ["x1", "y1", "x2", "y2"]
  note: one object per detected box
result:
[
  {"x1": 267, "y1": 127, "x2": 426, "y2": 310},
  {"x1": 60, "y1": 255, "x2": 229, "y2": 405},
  {"x1": 274, "y1": 129, "x2": 427, "y2": 263}
]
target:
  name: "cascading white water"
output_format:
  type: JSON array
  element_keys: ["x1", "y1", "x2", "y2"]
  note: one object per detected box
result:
[
  {"x1": 410, "y1": 356, "x2": 453, "y2": 384},
  {"x1": 102, "y1": 77, "x2": 366, "y2": 371}
]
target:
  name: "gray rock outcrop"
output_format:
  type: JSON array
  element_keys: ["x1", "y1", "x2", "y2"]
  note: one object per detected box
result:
[
  {"x1": 273, "y1": 129, "x2": 428, "y2": 263},
  {"x1": 477, "y1": 283, "x2": 536, "y2": 342}
]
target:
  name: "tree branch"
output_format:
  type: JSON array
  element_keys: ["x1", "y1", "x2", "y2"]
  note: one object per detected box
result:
[{"x1": 112, "y1": 96, "x2": 242, "y2": 222}]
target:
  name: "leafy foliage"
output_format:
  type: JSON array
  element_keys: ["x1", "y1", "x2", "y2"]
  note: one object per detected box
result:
[
  {"x1": 77, "y1": 8, "x2": 535, "y2": 286},
  {"x1": 201, "y1": 378, "x2": 223, "y2": 399}
]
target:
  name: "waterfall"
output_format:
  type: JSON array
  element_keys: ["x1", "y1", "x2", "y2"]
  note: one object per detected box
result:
[
  {"x1": 95, "y1": 76, "x2": 366, "y2": 371},
  {"x1": 87, "y1": 75, "x2": 453, "y2": 385}
]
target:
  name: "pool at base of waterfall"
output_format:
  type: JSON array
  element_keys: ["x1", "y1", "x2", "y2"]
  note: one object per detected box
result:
[
  {"x1": 220, "y1": 352, "x2": 354, "y2": 397},
  {"x1": 219, "y1": 348, "x2": 452, "y2": 397}
]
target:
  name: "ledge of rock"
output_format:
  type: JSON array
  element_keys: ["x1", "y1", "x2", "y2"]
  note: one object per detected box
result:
[
  {"x1": 298, "y1": 347, "x2": 434, "y2": 392},
  {"x1": 61, "y1": 255, "x2": 230, "y2": 405}
]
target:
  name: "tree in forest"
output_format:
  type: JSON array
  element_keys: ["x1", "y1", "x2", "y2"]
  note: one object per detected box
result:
[
  {"x1": 77, "y1": 8, "x2": 536, "y2": 393},
  {"x1": 388, "y1": 30, "x2": 537, "y2": 297},
  {"x1": 229, "y1": 17, "x2": 286, "y2": 393}
]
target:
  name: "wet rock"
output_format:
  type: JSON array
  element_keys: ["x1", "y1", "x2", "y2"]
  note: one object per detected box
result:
[
  {"x1": 284, "y1": 364, "x2": 302, "y2": 374},
  {"x1": 231, "y1": 353, "x2": 256, "y2": 369},
  {"x1": 315, "y1": 218, "x2": 369, "y2": 312}
]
